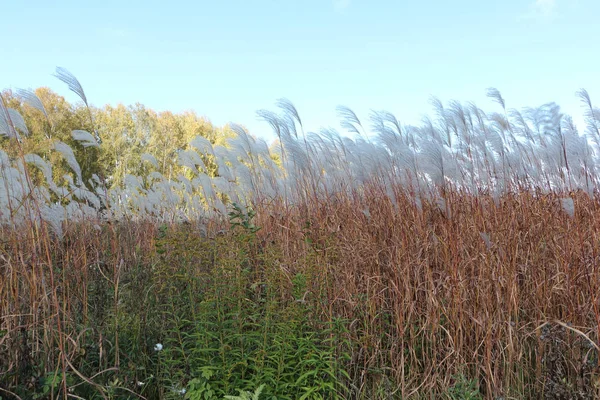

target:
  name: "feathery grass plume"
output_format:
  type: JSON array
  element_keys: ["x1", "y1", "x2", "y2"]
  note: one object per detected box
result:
[
  {"x1": 213, "y1": 196, "x2": 227, "y2": 215},
  {"x1": 257, "y1": 109, "x2": 288, "y2": 172},
  {"x1": 16, "y1": 88, "x2": 49, "y2": 119},
  {"x1": 72, "y1": 130, "x2": 99, "y2": 148},
  {"x1": 509, "y1": 109, "x2": 534, "y2": 141},
  {"x1": 257, "y1": 108, "x2": 284, "y2": 137},
  {"x1": 31, "y1": 185, "x2": 51, "y2": 204},
  {"x1": 489, "y1": 111, "x2": 512, "y2": 142},
  {"x1": 65, "y1": 201, "x2": 97, "y2": 220},
  {"x1": 216, "y1": 159, "x2": 234, "y2": 181},
  {"x1": 70, "y1": 184, "x2": 102, "y2": 210},
  {"x1": 372, "y1": 110, "x2": 403, "y2": 150},
  {"x1": 211, "y1": 176, "x2": 232, "y2": 193},
  {"x1": 177, "y1": 174, "x2": 193, "y2": 193},
  {"x1": 124, "y1": 174, "x2": 145, "y2": 191},
  {"x1": 373, "y1": 115, "x2": 420, "y2": 184},
  {"x1": 23, "y1": 154, "x2": 54, "y2": 187},
  {"x1": 537, "y1": 102, "x2": 564, "y2": 135},
  {"x1": 147, "y1": 171, "x2": 164, "y2": 181},
  {"x1": 252, "y1": 136, "x2": 271, "y2": 159},
  {"x1": 229, "y1": 123, "x2": 257, "y2": 158},
  {"x1": 228, "y1": 126, "x2": 264, "y2": 196},
  {"x1": 53, "y1": 141, "x2": 82, "y2": 184},
  {"x1": 16, "y1": 89, "x2": 52, "y2": 138},
  {"x1": 319, "y1": 127, "x2": 345, "y2": 154},
  {"x1": 141, "y1": 153, "x2": 159, "y2": 168},
  {"x1": 0, "y1": 111, "x2": 9, "y2": 138},
  {"x1": 39, "y1": 202, "x2": 65, "y2": 236},
  {"x1": 193, "y1": 173, "x2": 216, "y2": 201},
  {"x1": 0, "y1": 93, "x2": 22, "y2": 141},
  {"x1": 0, "y1": 152, "x2": 15, "y2": 210},
  {"x1": 560, "y1": 197, "x2": 575, "y2": 218},
  {"x1": 277, "y1": 98, "x2": 303, "y2": 132},
  {"x1": 0, "y1": 114, "x2": 14, "y2": 139},
  {"x1": 232, "y1": 162, "x2": 255, "y2": 195},
  {"x1": 419, "y1": 140, "x2": 456, "y2": 189},
  {"x1": 1, "y1": 178, "x2": 27, "y2": 216},
  {"x1": 189, "y1": 135, "x2": 214, "y2": 156},
  {"x1": 280, "y1": 130, "x2": 311, "y2": 176},
  {"x1": 177, "y1": 149, "x2": 207, "y2": 174},
  {"x1": 214, "y1": 145, "x2": 232, "y2": 163},
  {"x1": 4, "y1": 83, "x2": 600, "y2": 223},
  {"x1": 486, "y1": 87, "x2": 506, "y2": 111},
  {"x1": 54, "y1": 67, "x2": 89, "y2": 106},
  {"x1": 381, "y1": 110, "x2": 404, "y2": 143},
  {"x1": 54, "y1": 67, "x2": 100, "y2": 142},
  {"x1": 448, "y1": 100, "x2": 474, "y2": 151},
  {"x1": 337, "y1": 105, "x2": 367, "y2": 139},
  {"x1": 0, "y1": 108, "x2": 29, "y2": 140},
  {"x1": 281, "y1": 113, "x2": 299, "y2": 141},
  {"x1": 50, "y1": 184, "x2": 70, "y2": 199},
  {"x1": 577, "y1": 88, "x2": 600, "y2": 139},
  {"x1": 429, "y1": 96, "x2": 453, "y2": 147}
]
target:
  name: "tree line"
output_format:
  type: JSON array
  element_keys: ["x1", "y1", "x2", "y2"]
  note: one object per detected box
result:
[{"x1": 1, "y1": 87, "x2": 236, "y2": 188}]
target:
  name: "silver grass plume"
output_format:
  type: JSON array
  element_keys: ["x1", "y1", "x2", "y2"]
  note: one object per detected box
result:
[
  {"x1": 190, "y1": 135, "x2": 214, "y2": 156},
  {"x1": 141, "y1": 153, "x2": 159, "y2": 168},
  {"x1": 53, "y1": 141, "x2": 83, "y2": 184},
  {"x1": 337, "y1": 105, "x2": 367, "y2": 140},
  {"x1": 72, "y1": 130, "x2": 99, "y2": 148},
  {"x1": 560, "y1": 197, "x2": 575, "y2": 218},
  {"x1": 577, "y1": 89, "x2": 600, "y2": 140},
  {"x1": 24, "y1": 154, "x2": 55, "y2": 189},
  {"x1": 54, "y1": 67, "x2": 88, "y2": 106},
  {"x1": 16, "y1": 88, "x2": 50, "y2": 131},
  {"x1": 0, "y1": 108, "x2": 29, "y2": 139},
  {"x1": 54, "y1": 67, "x2": 100, "y2": 143},
  {"x1": 276, "y1": 98, "x2": 303, "y2": 136}
]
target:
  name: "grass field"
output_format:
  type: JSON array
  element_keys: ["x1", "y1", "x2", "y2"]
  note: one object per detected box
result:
[{"x1": 1, "y1": 72, "x2": 600, "y2": 399}]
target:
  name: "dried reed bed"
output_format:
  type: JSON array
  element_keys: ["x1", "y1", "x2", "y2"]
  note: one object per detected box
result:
[
  {"x1": 1, "y1": 187, "x2": 599, "y2": 398},
  {"x1": 254, "y1": 187, "x2": 600, "y2": 397},
  {"x1": 0, "y1": 221, "x2": 153, "y2": 385}
]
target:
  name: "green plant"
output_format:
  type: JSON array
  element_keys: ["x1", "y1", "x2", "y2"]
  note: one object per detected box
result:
[
  {"x1": 229, "y1": 203, "x2": 260, "y2": 234},
  {"x1": 447, "y1": 375, "x2": 483, "y2": 400},
  {"x1": 224, "y1": 384, "x2": 266, "y2": 400},
  {"x1": 185, "y1": 368, "x2": 218, "y2": 400},
  {"x1": 33, "y1": 372, "x2": 75, "y2": 399}
]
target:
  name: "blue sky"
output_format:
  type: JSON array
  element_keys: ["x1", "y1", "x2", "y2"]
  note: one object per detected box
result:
[{"x1": 2, "y1": 0, "x2": 599, "y2": 142}]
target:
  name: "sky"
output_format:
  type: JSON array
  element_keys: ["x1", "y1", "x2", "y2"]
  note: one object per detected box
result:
[{"x1": 2, "y1": 0, "x2": 599, "y2": 142}]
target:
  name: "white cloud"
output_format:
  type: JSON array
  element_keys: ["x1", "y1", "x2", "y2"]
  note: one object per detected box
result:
[{"x1": 333, "y1": 0, "x2": 351, "y2": 12}]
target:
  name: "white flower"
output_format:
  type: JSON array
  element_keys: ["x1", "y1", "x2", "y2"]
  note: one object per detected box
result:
[
  {"x1": 137, "y1": 381, "x2": 144, "y2": 387},
  {"x1": 172, "y1": 387, "x2": 187, "y2": 395},
  {"x1": 154, "y1": 343, "x2": 163, "y2": 351}
]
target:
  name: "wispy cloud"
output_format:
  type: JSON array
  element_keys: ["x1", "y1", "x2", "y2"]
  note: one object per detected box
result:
[
  {"x1": 333, "y1": 0, "x2": 351, "y2": 12},
  {"x1": 520, "y1": 0, "x2": 558, "y2": 21}
]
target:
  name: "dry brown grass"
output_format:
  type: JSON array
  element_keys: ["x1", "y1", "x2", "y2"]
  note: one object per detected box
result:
[
  {"x1": 1, "y1": 186, "x2": 599, "y2": 398},
  {"x1": 253, "y1": 186, "x2": 600, "y2": 398}
]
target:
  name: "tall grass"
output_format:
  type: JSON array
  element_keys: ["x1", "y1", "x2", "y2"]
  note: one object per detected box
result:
[{"x1": 1, "y1": 70, "x2": 600, "y2": 398}]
